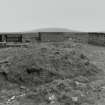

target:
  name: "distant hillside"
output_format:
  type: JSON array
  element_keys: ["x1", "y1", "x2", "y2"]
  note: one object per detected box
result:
[
  {"x1": 0, "y1": 27, "x2": 82, "y2": 34},
  {"x1": 25, "y1": 27, "x2": 79, "y2": 33}
]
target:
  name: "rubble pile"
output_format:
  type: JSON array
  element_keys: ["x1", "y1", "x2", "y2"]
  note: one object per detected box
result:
[
  {"x1": 0, "y1": 41, "x2": 104, "y2": 105},
  {"x1": 25, "y1": 79, "x2": 99, "y2": 105},
  {"x1": 0, "y1": 42, "x2": 103, "y2": 87}
]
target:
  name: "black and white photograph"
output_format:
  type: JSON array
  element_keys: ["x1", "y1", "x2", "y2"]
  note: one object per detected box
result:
[{"x1": 0, "y1": 0, "x2": 105, "y2": 105}]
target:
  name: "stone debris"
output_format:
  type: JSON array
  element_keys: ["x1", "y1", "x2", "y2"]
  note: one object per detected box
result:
[
  {"x1": 0, "y1": 41, "x2": 104, "y2": 105},
  {"x1": 71, "y1": 96, "x2": 78, "y2": 102}
]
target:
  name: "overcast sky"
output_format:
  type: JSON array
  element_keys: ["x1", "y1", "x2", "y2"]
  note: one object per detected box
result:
[{"x1": 0, "y1": 0, "x2": 104, "y2": 32}]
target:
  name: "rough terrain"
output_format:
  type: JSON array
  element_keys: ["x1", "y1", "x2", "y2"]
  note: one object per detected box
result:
[{"x1": 0, "y1": 41, "x2": 105, "y2": 105}]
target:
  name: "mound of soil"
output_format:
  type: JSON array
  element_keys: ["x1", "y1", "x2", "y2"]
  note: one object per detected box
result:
[
  {"x1": 0, "y1": 42, "x2": 103, "y2": 87},
  {"x1": 0, "y1": 41, "x2": 105, "y2": 105}
]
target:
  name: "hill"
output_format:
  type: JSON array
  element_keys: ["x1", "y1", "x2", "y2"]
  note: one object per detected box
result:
[{"x1": 23, "y1": 27, "x2": 79, "y2": 33}]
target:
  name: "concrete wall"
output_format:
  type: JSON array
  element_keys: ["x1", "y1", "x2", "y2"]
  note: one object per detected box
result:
[
  {"x1": 6, "y1": 34, "x2": 22, "y2": 42},
  {"x1": 0, "y1": 33, "x2": 39, "y2": 43},
  {"x1": 22, "y1": 33, "x2": 39, "y2": 42},
  {"x1": 40, "y1": 32, "x2": 65, "y2": 42},
  {"x1": 88, "y1": 33, "x2": 105, "y2": 46},
  {"x1": 0, "y1": 34, "x2": 22, "y2": 42},
  {"x1": 0, "y1": 32, "x2": 105, "y2": 47}
]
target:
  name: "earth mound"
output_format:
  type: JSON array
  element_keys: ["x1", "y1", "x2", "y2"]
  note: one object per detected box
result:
[
  {"x1": 0, "y1": 41, "x2": 105, "y2": 105},
  {"x1": 0, "y1": 42, "x2": 103, "y2": 87}
]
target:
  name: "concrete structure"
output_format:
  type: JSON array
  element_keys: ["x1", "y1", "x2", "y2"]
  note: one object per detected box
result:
[
  {"x1": 0, "y1": 33, "x2": 22, "y2": 42},
  {"x1": 88, "y1": 32, "x2": 105, "y2": 46},
  {"x1": 0, "y1": 31, "x2": 105, "y2": 47},
  {"x1": 0, "y1": 35, "x2": 5, "y2": 42},
  {"x1": 5, "y1": 34, "x2": 22, "y2": 42},
  {"x1": 39, "y1": 32, "x2": 66, "y2": 42},
  {"x1": 22, "y1": 32, "x2": 39, "y2": 42},
  {"x1": 0, "y1": 32, "x2": 39, "y2": 43}
]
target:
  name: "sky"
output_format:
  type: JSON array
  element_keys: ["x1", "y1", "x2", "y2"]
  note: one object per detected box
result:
[{"x1": 0, "y1": 0, "x2": 105, "y2": 32}]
